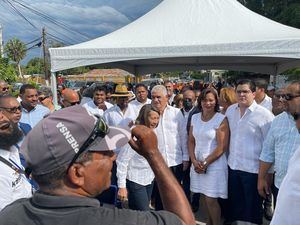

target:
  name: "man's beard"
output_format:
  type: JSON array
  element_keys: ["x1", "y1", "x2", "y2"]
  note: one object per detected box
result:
[{"x1": 0, "y1": 122, "x2": 24, "y2": 149}]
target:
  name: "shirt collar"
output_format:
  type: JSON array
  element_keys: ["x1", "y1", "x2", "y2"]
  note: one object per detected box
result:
[
  {"x1": 21, "y1": 103, "x2": 37, "y2": 113},
  {"x1": 31, "y1": 192, "x2": 101, "y2": 209},
  {"x1": 236, "y1": 101, "x2": 257, "y2": 112},
  {"x1": 0, "y1": 148, "x2": 10, "y2": 160},
  {"x1": 0, "y1": 146, "x2": 17, "y2": 160}
]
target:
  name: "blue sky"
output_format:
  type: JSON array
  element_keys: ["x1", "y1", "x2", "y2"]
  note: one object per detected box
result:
[{"x1": 0, "y1": 0, "x2": 162, "y2": 62}]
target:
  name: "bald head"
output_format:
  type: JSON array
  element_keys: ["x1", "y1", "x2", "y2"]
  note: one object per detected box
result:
[{"x1": 62, "y1": 89, "x2": 80, "y2": 108}]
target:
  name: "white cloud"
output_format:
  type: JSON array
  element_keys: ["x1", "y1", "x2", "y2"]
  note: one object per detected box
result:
[{"x1": 0, "y1": 0, "x2": 161, "y2": 61}]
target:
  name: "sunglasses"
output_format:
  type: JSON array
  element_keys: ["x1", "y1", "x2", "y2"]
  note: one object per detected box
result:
[
  {"x1": 293, "y1": 112, "x2": 300, "y2": 121},
  {"x1": 2, "y1": 87, "x2": 9, "y2": 91},
  {"x1": 0, "y1": 106, "x2": 22, "y2": 113},
  {"x1": 70, "y1": 101, "x2": 80, "y2": 106},
  {"x1": 68, "y1": 117, "x2": 109, "y2": 168},
  {"x1": 38, "y1": 96, "x2": 49, "y2": 102},
  {"x1": 284, "y1": 94, "x2": 300, "y2": 101}
]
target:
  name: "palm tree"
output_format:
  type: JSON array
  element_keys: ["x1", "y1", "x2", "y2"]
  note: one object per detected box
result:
[{"x1": 5, "y1": 38, "x2": 26, "y2": 79}]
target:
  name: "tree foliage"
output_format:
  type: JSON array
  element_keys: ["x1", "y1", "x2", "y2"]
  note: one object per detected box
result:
[
  {"x1": 236, "y1": 0, "x2": 300, "y2": 77},
  {"x1": 0, "y1": 57, "x2": 18, "y2": 82},
  {"x1": 24, "y1": 57, "x2": 44, "y2": 75},
  {"x1": 238, "y1": 0, "x2": 300, "y2": 28},
  {"x1": 4, "y1": 38, "x2": 27, "y2": 78}
]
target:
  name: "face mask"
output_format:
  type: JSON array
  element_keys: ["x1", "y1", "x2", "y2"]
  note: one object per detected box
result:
[{"x1": 183, "y1": 99, "x2": 193, "y2": 110}]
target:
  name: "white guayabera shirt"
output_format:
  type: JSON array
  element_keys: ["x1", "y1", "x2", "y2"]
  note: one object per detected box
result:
[
  {"x1": 225, "y1": 101, "x2": 274, "y2": 173},
  {"x1": 0, "y1": 146, "x2": 32, "y2": 211}
]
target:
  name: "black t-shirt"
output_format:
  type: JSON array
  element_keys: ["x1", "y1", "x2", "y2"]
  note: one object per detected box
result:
[{"x1": 0, "y1": 192, "x2": 182, "y2": 225}]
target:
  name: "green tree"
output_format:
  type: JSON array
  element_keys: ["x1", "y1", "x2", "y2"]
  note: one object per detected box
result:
[
  {"x1": 0, "y1": 57, "x2": 18, "y2": 82},
  {"x1": 25, "y1": 57, "x2": 44, "y2": 75},
  {"x1": 4, "y1": 38, "x2": 27, "y2": 79}
]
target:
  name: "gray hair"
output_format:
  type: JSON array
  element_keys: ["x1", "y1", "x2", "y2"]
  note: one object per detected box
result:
[
  {"x1": 151, "y1": 85, "x2": 167, "y2": 96},
  {"x1": 38, "y1": 86, "x2": 53, "y2": 97}
]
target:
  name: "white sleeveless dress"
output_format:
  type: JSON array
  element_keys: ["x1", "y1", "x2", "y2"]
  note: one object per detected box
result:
[{"x1": 190, "y1": 112, "x2": 228, "y2": 199}]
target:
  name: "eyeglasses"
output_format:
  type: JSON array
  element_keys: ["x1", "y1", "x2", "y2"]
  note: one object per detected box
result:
[
  {"x1": 293, "y1": 112, "x2": 300, "y2": 121},
  {"x1": 38, "y1": 96, "x2": 49, "y2": 102},
  {"x1": 68, "y1": 117, "x2": 109, "y2": 168},
  {"x1": 0, "y1": 106, "x2": 22, "y2": 113},
  {"x1": 284, "y1": 94, "x2": 300, "y2": 101},
  {"x1": 236, "y1": 90, "x2": 252, "y2": 94},
  {"x1": 2, "y1": 87, "x2": 9, "y2": 92}
]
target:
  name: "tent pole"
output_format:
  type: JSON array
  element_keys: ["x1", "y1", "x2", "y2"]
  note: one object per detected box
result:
[{"x1": 51, "y1": 72, "x2": 58, "y2": 106}]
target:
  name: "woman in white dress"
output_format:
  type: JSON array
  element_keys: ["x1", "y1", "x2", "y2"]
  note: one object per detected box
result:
[
  {"x1": 188, "y1": 88, "x2": 229, "y2": 225},
  {"x1": 116, "y1": 104, "x2": 160, "y2": 211}
]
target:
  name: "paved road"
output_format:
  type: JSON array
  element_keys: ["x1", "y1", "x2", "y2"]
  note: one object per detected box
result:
[{"x1": 194, "y1": 195, "x2": 271, "y2": 225}]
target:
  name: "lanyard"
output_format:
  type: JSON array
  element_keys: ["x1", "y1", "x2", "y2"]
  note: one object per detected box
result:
[{"x1": 0, "y1": 156, "x2": 25, "y2": 174}]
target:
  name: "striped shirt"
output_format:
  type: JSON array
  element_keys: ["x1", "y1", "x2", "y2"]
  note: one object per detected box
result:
[{"x1": 260, "y1": 112, "x2": 300, "y2": 188}]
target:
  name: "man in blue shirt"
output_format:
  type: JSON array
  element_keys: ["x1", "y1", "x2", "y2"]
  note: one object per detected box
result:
[
  {"x1": 19, "y1": 84, "x2": 50, "y2": 128},
  {"x1": 258, "y1": 81, "x2": 300, "y2": 206}
]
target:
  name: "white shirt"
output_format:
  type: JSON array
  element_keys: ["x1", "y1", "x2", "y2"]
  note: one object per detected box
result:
[
  {"x1": 116, "y1": 143, "x2": 154, "y2": 188},
  {"x1": 103, "y1": 105, "x2": 136, "y2": 154},
  {"x1": 0, "y1": 146, "x2": 32, "y2": 211},
  {"x1": 80, "y1": 97, "x2": 92, "y2": 106},
  {"x1": 155, "y1": 105, "x2": 185, "y2": 167},
  {"x1": 168, "y1": 93, "x2": 176, "y2": 105},
  {"x1": 271, "y1": 146, "x2": 300, "y2": 225},
  {"x1": 103, "y1": 105, "x2": 135, "y2": 127},
  {"x1": 127, "y1": 98, "x2": 151, "y2": 120},
  {"x1": 258, "y1": 94, "x2": 272, "y2": 112},
  {"x1": 226, "y1": 102, "x2": 274, "y2": 173},
  {"x1": 82, "y1": 100, "x2": 113, "y2": 117}
]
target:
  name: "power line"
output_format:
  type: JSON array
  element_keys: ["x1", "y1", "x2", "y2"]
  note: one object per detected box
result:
[
  {"x1": 47, "y1": 32, "x2": 73, "y2": 46},
  {"x1": 4, "y1": 0, "x2": 87, "y2": 43},
  {"x1": 3, "y1": 0, "x2": 39, "y2": 30},
  {"x1": 26, "y1": 41, "x2": 41, "y2": 51},
  {"x1": 25, "y1": 37, "x2": 41, "y2": 45},
  {"x1": 10, "y1": 0, "x2": 92, "y2": 40}
]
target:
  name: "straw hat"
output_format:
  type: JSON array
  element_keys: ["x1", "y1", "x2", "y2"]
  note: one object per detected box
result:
[{"x1": 111, "y1": 84, "x2": 134, "y2": 97}]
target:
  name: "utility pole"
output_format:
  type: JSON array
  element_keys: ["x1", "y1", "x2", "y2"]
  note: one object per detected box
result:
[
  {"x1": 42, "y1": 27, "x2": 49, "y2": 84},
  {"x1": 0, "y1": 24, "x2": 4, "y2": 58}
]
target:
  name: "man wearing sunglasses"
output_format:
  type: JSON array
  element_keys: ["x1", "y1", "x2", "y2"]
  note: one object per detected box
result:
[
  {"x1": 0, "y1": 95, "x2": 31, "y2": 136},
  {"x1": 61, "y1": 88, "x2": 80, "y2": 108},
  {"x1": 38, "y1": 86, "x2": 61, "y2": 112},
  {"x1": 0, "y1": 105, "x2": 195, "y2": 225},
  {"x1": 19, "y1": 84, "x2": 50, "y2": 128},
  {"x1": 259, "y1": 81, "x2": 300, "y2": 210},
  {"x1": 0, "y1": 80, "x2": 9, "y2": 97},
  {"x1": 0, "y1": 103, "x2": 32, "y2": 211}
]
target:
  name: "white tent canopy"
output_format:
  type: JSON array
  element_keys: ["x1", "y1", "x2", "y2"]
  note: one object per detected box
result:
[{"x1": 50, "y1": 0, "x2": 300, "y2": 75}]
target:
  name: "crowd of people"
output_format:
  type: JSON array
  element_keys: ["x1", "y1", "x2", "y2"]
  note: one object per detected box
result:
[{"x1": 0, "y1": 77, "x2": 299, "y2": 225}]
